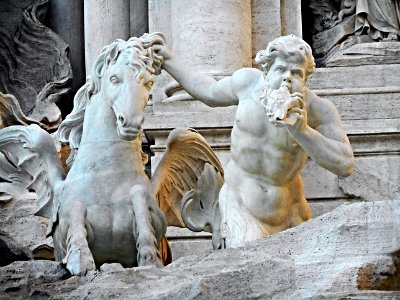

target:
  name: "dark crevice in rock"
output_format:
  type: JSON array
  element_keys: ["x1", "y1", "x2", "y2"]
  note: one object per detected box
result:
[
  {"x1": 358, "y1": 250, "x2": 400, "y2": 291},
  {"x1": 32, "y1": 244, "x2": 54, "y2": 261},
  {"x1": 0, "y1": 235, "x2": 30, "y2": 267}
]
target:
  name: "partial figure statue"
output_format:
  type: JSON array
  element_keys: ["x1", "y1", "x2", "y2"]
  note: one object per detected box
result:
[
  {"x1": 156, "y1": 35, "x2": 355, "y2": 248},
  {"x1": 0, "y1": 32, "x2": 223, "y2": 275},
  {"x1": 309, "y1": 0, "x2": 400, "y2": 66}
]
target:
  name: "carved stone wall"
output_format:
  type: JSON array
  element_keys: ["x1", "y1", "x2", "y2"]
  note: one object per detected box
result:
[{"x1": 0, "y1": 0, "x2": 72, "y2": 128}]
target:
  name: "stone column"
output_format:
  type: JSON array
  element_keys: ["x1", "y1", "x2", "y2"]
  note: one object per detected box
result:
[
  {"x1": 84, "y1": 0, "x2": 130, "y2": 74},
  {"x1": 280, "y1": 0, "x2": 302, "y2": 37},
  {"x1": 251, "y1": 0, "x2": 302, "y2": 64},
  {"x1": 252, "y1": 0, "x2": 281, "y2": 60},
  {"x1": 48, "y1": 0, "x2": 85, "y2": 114},
  {"x1": 149, "y1": 0, "x2": 252, "y2": 101},
  {"x1": 170, "y1": 0, "x2": 252, "y2": 76},
  {"x1": 130, "y1": 0, "x2": 148, "y2": 37}
]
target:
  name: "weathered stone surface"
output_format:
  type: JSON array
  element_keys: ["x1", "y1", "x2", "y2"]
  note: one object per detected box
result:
[
  {"x1": 0, "y1": 193, "x2": 54, "y2": 266},
  {"x1": 0, "y1": 260, "x2": 69, "y2": 299},
  {"x1": 0, "y1": 0, "x2": 72, "y2": 128},
  {"x1": 251, "y1": 0, "x2": 281, "y2": 60},
  {"x1": 1, "y1": 200, "x2": 399, "y2": 299},
  {"x1": 280, "y1": 0, "x2": 302, "y2": 37},
  {"x1": 339, "y1": 156, "x2": 400, "y2": 201},
  {"x1": 168, "y1": 239, "x2": 213, "y2": 262},
  {"x1": 327, "y1": 42, "x2": 400, "y2": 67}
]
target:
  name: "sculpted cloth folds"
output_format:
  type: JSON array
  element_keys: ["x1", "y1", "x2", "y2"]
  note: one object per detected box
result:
[{"x1": 355, "y1": 0, "x2": 400, "y2": 40}]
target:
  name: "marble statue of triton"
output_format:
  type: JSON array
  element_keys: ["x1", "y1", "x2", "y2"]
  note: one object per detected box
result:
[{"x1": 155, "y1": 35, "x2": 355, "y2": 248}]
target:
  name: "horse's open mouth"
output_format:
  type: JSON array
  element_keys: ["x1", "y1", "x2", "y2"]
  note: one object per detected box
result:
[{"x1": 117, "y1": 126, "x2": 139, "y2": 141}]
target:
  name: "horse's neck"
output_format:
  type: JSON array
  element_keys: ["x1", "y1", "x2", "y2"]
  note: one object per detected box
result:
[
  {"x1": 80, "y1": 93, "x2": 120, "y2": 144},
  {"x1": 70, "y1": 93, "x2": 144, "y2": 174}
]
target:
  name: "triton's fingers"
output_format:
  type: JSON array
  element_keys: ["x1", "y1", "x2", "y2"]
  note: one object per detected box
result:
[
  {"x1": 283, "y1": 107, "x2": 303, "y2": 126},
  {"x1": 288, "y1": 107, "x2": 304, "y2": 116},
  {"x1": 291, "y1": 94, "x2": 304, "y2": 108},
  {"x1": 291, "y1": 92, "x2": 303, "y2": 98},
  {"x1": 283, "y1": 98, "x2": 302, "y2": 112}
]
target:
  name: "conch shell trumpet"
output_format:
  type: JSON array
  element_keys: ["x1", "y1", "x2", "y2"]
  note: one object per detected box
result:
[{"x1": 262, "y1": 86, "x2": 297, "y2": 126}]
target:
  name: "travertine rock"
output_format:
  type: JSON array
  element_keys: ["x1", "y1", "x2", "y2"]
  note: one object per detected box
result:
[
  {"x1": 0, "y1": 260, "x2": 69, "y2": 298},
  {"x1": 339, "y1": 156, "x2": 400, "y2": 201},
  {"x1": 1, "y1": 200, "x2": 399, "y2": 299},
  {"x1": 0, "y1": 194, "x2": 54, "y2": 267},
  {"x1": 0, "y1": 0, "x2": 72, "y2": 128}
]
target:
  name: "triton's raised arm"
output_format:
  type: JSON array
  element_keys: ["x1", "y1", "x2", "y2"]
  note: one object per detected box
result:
[{"x1": 155, "y1": 45, "x2": 240, "y2": 107}]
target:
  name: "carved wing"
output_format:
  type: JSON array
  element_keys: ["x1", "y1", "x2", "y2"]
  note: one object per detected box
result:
[
  {"x1": 152, "y1": 128, "x2": 224, "y2": 228},
  {"x1": 0, "y1": 124, "x2": 65, "y2": 223}
]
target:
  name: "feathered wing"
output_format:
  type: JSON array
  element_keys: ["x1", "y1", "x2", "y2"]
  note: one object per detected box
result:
[
  {"x1": 0, "y1": 124, "x2": 65, "y2": 228},
  {"x1": 152, "y1": 128, "x2": 224, "y2": 229}
]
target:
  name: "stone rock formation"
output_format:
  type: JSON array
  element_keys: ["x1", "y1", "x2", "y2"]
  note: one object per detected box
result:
[
  {"x1": 0, "y1": 200, "x2": 399, "y2": 299},
  {"x1": 0, "y1": 192, "x2": 54, "y2": 267}
]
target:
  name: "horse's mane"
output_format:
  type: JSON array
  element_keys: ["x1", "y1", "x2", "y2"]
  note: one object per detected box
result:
[{"x1": 57, "y1": 32, "x2": 166, "y2": 167}]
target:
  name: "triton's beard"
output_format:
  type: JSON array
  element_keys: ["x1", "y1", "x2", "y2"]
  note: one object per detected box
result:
[
  {"x1": 259, "y1": 76, "x2": 293, "y2": 126},
  {"x1": 258, "y1": 76, "x2": 270, "y2": 107}
]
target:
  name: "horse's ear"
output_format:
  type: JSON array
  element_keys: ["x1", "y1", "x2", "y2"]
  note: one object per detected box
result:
[
  {"x1": 109, "y1": 44, "x2": 119, "y2": 62},
  {"x1": 94, "y1": 43, "x2": 120, "y2": 77}
]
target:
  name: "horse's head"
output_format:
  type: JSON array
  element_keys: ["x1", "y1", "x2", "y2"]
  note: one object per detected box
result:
[
  {"x1": 96, "y1": 33, "x2": 165, "y2": 141},
  {"x1": 101, "y1": 52, "x2": 154, "y2": 141}
]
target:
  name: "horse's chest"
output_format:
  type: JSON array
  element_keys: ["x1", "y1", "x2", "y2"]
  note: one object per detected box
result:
[{"x1": 86, "y1": 203, "x2": 138, "y2": 267}]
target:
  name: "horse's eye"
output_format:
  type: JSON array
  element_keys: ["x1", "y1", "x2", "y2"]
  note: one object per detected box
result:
[{"x1": 110, "y1": 75, "x2": 120, "y2": 84}]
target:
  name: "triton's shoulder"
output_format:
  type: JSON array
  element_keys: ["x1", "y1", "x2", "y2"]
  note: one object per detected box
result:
[{"x1": 232, "y1": 68, "x2": 262, "y2": 89}]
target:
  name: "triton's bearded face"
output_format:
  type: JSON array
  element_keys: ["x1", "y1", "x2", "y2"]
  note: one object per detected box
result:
[{"x1": 266, "y1": 57, "x2": 307, "y2": 94}]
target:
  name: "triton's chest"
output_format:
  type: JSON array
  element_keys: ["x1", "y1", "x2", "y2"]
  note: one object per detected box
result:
[
  {"x1": 234, "y1": 97, "x2": 300, "y2": 148},
  {"x1": 235, "y1": 98, "x2": 267, "y2": 133}
]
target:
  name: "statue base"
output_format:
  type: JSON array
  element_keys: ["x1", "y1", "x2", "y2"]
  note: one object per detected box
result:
[{"x1": 326, "y1": 41, "x2": 400, "y2": 67}]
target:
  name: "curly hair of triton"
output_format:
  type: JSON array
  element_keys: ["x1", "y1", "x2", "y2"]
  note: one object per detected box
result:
[{"x1": 255, "y1": 35, "x2": 316, "y2": 78}]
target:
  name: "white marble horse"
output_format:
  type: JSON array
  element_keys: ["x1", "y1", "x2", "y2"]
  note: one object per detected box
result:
[{"x1": 0, "y1": 33, "x2": 223, "y2": 275}]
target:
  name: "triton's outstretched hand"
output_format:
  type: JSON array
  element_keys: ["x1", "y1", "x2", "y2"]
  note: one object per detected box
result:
[{"x1": 152, "y1": 44, "x2": 172, "y2": 65}]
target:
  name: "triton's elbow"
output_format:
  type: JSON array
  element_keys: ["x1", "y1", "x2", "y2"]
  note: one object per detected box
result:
[{"x1": 339, "y1": 155, "x2": 355, "y2": 178}]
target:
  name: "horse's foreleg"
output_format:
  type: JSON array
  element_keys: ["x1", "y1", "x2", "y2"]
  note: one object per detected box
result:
[
  {"x1": 62, "y1": 201, "x2": 96, "y2": 275},
  {"x1": 130, "y1": 185, "x2": 163, "y2": 267}
]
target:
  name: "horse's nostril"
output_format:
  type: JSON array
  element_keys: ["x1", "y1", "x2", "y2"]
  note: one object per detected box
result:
[{"x1": 118, "y1": 115, "x2": 125, "y2": 125}]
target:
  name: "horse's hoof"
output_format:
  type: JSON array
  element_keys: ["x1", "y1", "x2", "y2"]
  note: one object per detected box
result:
[
  {"x1": 138, "y1": 246, "x2": 163, "y2": 268},
  {"x1": 65, "y1": 249, "x2": 96, "y2": 276}
]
